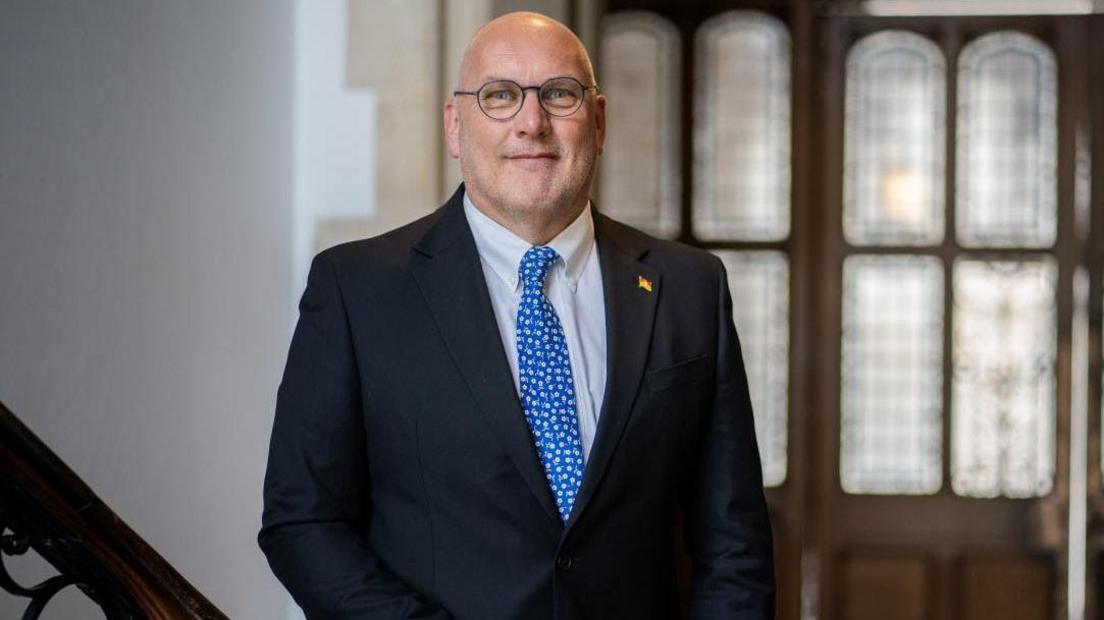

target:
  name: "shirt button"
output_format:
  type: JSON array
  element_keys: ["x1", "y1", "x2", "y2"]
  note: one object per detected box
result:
[{"x1": 556, "y1": 554, "x2": 575, "y2": 570}]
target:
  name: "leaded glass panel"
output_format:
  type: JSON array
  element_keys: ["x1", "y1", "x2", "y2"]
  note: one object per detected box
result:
[
  {"x1": 715, "y1": 251, "x2": 789, "y2": 487},
  {"x1": 956, "y1": 32, "x2": 1057, "y2": 248},
  {"x1": 597, "y1": 12, "x2": 680, "y2": 238},
  {"x1": 693, "y1": 11, "x2": 791, "y2": 241},
  {"x1": 844, "y1": 32, "x2": 945, "y2": 246},
  {"x1": 840, "y1": 255, "x2": 944, "y2": 494},
  {"x1": 951, "y1": 259, "x2": 1057, "y2": 498}
]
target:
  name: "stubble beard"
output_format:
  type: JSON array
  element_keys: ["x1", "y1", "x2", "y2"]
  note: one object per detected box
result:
[{"x1": 460, "y1": 142, "x2": 597, "y2": 234}]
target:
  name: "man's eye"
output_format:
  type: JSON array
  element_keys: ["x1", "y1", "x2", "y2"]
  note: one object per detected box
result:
[
  {"x1": 484, "y1": 89, "x2": 517, "y2": 101},
  {"x1": 545, "y1": 89, "x2": 571, "y2": 99}
]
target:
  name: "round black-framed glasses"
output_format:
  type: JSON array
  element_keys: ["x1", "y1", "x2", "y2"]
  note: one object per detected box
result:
[{"x1": 453, "y1": 76, "x2": 599, "y2": 120}]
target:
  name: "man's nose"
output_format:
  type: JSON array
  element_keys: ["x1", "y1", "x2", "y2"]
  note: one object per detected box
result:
[{"x1": 513, "y1": 89, "x2": 551, "y2": 137}]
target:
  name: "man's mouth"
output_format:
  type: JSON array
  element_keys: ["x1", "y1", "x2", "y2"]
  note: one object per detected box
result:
[{"x1": 504, "y1": 152, "x2": 558, "y2": 160}]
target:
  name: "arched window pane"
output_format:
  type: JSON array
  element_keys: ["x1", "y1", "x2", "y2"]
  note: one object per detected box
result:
[
  {"x1": 693, "y1": 11, "x2": 791, "y2": 241},
  {"x1": 597, "y1": 12, "x2": 680, "y2": 238},
  {"x1": 952, "y1": 259, "x2": 1056, "y2": 498},
  {"x1": 956, "y1": 32, "x2": 1057, "y2": 248},
  {"x1": 715, "y1": 251, "x2": 789, "y2": 487},
  {"x1": 841, "y1": 255, "x2": 944, "y2": 494},
  {"x1": 844, "y1": 32, "x2": 945, "y2": 246}
]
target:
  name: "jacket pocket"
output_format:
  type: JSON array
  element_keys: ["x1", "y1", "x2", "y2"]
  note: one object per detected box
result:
[{"x1": 645, "y1": 354, "x2": 710, "y2": 395}]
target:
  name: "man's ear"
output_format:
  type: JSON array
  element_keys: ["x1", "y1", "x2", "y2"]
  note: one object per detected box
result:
[
  {"x1": 444, "y1": 98, "x2": 461, "y2": 159},
  {"x1": 594, "y1": 93, "x2": 607, "y2": 156}
]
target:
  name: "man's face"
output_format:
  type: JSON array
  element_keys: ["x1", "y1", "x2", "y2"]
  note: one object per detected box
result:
[{"x1": 445, "y1": 24, "x2": 606, "y2": 227}]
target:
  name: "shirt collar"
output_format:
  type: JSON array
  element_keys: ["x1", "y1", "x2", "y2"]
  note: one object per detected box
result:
[{"x1": 463, "y1": 190, "x2": 595, "y2": 293}]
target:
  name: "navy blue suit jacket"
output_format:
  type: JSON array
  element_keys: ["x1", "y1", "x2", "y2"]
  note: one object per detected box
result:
[{"x1": 258, "y1": 186, "x2": 774, "y2": 619}]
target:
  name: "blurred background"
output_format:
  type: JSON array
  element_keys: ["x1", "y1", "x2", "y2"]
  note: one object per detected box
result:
[{"x1": 2, "y1": 0, "x2": 1104, "y2": 619}]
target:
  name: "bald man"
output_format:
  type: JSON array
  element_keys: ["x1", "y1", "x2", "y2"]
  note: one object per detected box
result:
[{"x1": 259, "y1": 12, "x2": 774, "y2": 619}]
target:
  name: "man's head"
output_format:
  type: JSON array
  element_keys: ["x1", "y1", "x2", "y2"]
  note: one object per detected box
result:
[{"x1": 444, "y1": 12, "x2": 606, "y2": 243}]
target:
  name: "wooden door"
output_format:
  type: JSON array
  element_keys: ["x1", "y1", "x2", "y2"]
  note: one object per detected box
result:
[
  {"x1": 813, "y1": 12, "x2": 1100, "y2": 620},
  {"x1": 593, "y1": 2, "x2": 1103, "y2": 618}
]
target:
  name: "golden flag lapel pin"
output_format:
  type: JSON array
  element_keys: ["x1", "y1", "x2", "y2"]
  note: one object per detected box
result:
[{"x1": 637, "y1": 275, "x2": 653, "y2": 292}]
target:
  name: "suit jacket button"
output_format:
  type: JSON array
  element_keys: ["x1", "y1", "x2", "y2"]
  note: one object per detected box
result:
[{"x1": 556, "y1": 554, "x2": 574, "y2": 570}]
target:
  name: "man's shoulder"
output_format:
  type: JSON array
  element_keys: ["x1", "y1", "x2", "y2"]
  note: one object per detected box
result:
[
  {"x1": 315, "y1": 201, "x2": 455, "y2": 275},
  {"x1": 595, "y1": 211, "x2": 723, "y2": 276}
]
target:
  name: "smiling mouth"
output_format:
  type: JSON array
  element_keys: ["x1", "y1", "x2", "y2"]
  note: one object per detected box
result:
[
  {"x1": 504, "y1": 153, "x2": 559, "y2": 171},
  {"x1": 505, "y1": 153, "x2": 558, "y2": 160}
]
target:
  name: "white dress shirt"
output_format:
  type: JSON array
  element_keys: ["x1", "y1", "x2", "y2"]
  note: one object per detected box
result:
[{"x1": 463, "y1": 192, "x2": 607, "y2": 463}]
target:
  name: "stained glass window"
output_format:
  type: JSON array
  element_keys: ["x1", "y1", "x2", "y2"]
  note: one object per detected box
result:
[
  {"x1": 597, "y1": 12, "x2": 680, "y2": 239},
  {"x1": 956, "y1": 32, "x2": 1057, "y2": 248},
  {"x1": 715, "y1": 251, "x2": 789, "y2": 487},
  {"x1": 841, "y1": 255, "x2": 944, "y2": 494},
  {"x1": 951, "y1": 259, "x2": 1056, "y2": 498},
  {"x1": 693, "y1": 11, "x2": 791, "y2": 241},
  {"x1": 844, "y1": 31, "x2": 945, "y2": 246}
]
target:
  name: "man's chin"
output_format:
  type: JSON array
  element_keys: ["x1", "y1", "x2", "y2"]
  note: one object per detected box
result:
[
  {"x1": 507, "y1": 189, "x2": 573, "y2": 216},
  {"x1": 467, "y1": 176, "x2": 579, "y2": 221},
  {"x1": 499, "y1": 178, "x2": 560, "y2": 207}
]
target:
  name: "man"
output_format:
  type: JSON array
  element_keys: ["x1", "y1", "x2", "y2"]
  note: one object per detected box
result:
[{"x1": 259, "y1": 11, "x2": 773, "y2": 619}]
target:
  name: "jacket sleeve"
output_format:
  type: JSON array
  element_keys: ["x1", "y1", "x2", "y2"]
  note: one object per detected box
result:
[
  {"x1": 258, "y1": 252, "x2": 451, "y2": 620},
  {"x1": 684, "y1": 257, "x2": 776, "y2": 619}
]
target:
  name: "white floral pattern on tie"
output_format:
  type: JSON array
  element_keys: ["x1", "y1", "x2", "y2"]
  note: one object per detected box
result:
[{"x1": 517, "y1": 246, "x2": 585, "y2": 522}]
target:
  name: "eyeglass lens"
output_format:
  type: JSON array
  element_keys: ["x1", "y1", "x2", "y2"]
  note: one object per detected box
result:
[{"x1": 477, "y1": 78, "x2": 585, "y2": 119}]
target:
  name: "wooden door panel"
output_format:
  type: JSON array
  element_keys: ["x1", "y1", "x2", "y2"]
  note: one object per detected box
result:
[
  {"x1": 959, "y1": 555, "x2": 1052, "y2": 620},
  {"x1": 840, "y1": 553, "x2": 931, "y2": 620}
]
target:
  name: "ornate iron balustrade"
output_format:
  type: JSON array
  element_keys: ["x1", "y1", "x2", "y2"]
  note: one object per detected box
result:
[{"x1": 0, "y1": 400, "x2": 228, "y2": 619}]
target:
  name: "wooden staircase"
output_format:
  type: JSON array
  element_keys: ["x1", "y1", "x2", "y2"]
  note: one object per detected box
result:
[{"x1": 0, "y1": 400, "x2": 228, "y2": 619}]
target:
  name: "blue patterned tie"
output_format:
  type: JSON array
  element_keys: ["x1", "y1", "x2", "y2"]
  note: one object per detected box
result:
[{"x1": 517, "y1": 246, "x2": 585, "y2": 522}]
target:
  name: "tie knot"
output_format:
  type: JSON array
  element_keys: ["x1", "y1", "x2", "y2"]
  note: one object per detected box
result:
[{"x1": 519, "y1": 246, "x2": 559, "y2": 289}]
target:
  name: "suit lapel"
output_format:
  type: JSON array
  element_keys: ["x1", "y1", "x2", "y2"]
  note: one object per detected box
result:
[
  {"x1": 410, "y1": 189, "x2": 561, "y2": 527},
  {"x1": 565, "y1": 212, "x2": 660, "y2": 533}
]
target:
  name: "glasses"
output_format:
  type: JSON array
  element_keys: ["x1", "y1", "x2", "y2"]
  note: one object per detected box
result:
[{"x1": 453, "y1": 76, "x2": 598, "y2": 120}]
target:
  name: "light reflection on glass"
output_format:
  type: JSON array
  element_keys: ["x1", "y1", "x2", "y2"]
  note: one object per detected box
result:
[
  {"x1": 597, "y1": 12, "x2": 681, "y2": 239},
  {"x1": 716, "y1": 250, "x2": 789, "y2": 487},
  {"x1": 951, "y1": 259, "x2": 1056, "y2": 498},
  {"x1": 844, "y1": 30, "x2": 945, "y2": 246},
  {"x1": 693, "y1": 11, "x2": 791, "y2": 241},
  {"x1": 841, "y1": 255, "x2": 944, "y2": 494},
  {"x1": 956, "y1": 32, "x2": 1057, "y2": 248}
]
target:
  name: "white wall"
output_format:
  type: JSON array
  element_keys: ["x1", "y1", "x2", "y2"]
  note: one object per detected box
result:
[
  {"x1": 0, "y1": 1, "x2": 294, "y2": 618},
  {"x1": 293, "y1": 0, "x2": 377, "y2": 294}
]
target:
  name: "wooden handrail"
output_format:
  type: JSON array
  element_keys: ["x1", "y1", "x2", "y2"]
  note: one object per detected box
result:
[{"x1": 0, "y1": 400, "x2": 229, "y2": 619}]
